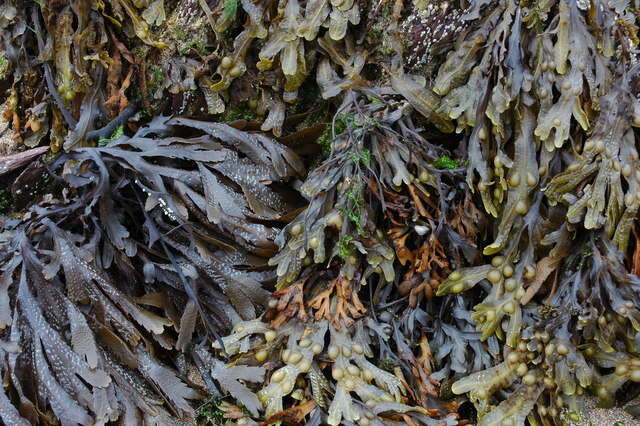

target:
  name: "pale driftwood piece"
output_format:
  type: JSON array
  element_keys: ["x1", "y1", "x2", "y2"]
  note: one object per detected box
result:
[{"x1": 0, "y1": 146, "x2": 48, "y2": 177}]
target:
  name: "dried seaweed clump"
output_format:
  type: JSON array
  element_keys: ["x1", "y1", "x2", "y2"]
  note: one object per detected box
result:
[{"x1": 0, "y1": 118, "x2": 302, "y2": 424}]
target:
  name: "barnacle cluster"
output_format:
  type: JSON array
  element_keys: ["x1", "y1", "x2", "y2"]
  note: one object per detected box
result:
[{"x1": 401, "y1": 1, "x2": 468, "y2": 69}]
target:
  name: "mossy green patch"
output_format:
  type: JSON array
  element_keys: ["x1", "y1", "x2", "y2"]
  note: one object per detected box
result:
[
  {"x1": 379, "y1": 358, "x2": 396, "y2": 372},
  {"x1": 173, "y1": 27, "x2": 187, "y2": 39},
  {"x1": 224, "y1": 104, "x2": 259, "y2": 122},
  {"x1": 131, "y1": 45, "x2": 148, "y2": 58},
  {"x1": 432, "y1": 155, "x2": 461, "y2": 170},
  {"x1": 179, "y1": 39, "x2": 207, "y2": 55},
  {"x1": 98, "y1": 125, "x2": 124, "y2": 147},
  {"x1": 196, "y1": 398, "x2": 225, "y2": 425},
  {"x1": 224, "y1": 0, "x2": 238, "y2": 22},
  {"x1": 147, "y1": 65, "x2": 165, "y2": 95},
  {"x1": 317, "y1": 114, "x2": 356, "y2": 157},
  {"x1": 341, "y1": 186, "x2": 365, "y2": 235},
  {"x1": 347, "y1": 149, "x2": 371, "y2": 166},
  {"x1": 337, "y1": 235, "x2": 355, "y2": 260}
]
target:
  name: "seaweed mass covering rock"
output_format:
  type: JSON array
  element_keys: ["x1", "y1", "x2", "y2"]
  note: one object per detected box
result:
[{"x1": 0, "y1": 0, "x2": 639, "y2": 425}]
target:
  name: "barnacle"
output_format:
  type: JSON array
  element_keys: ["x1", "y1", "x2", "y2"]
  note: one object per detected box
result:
[{"x1": 400, "y1": 1, "x2": 468, "y2": 70}]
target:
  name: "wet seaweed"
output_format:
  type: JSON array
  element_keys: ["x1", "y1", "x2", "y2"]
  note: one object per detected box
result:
[{"x1": 0, "y1": 0, "x2": 639, "y2": 425}]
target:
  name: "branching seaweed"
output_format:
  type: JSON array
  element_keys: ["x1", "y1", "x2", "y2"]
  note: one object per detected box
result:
[{"x1": 1, "y1": 0, "x2": 640, "y2": 425}]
